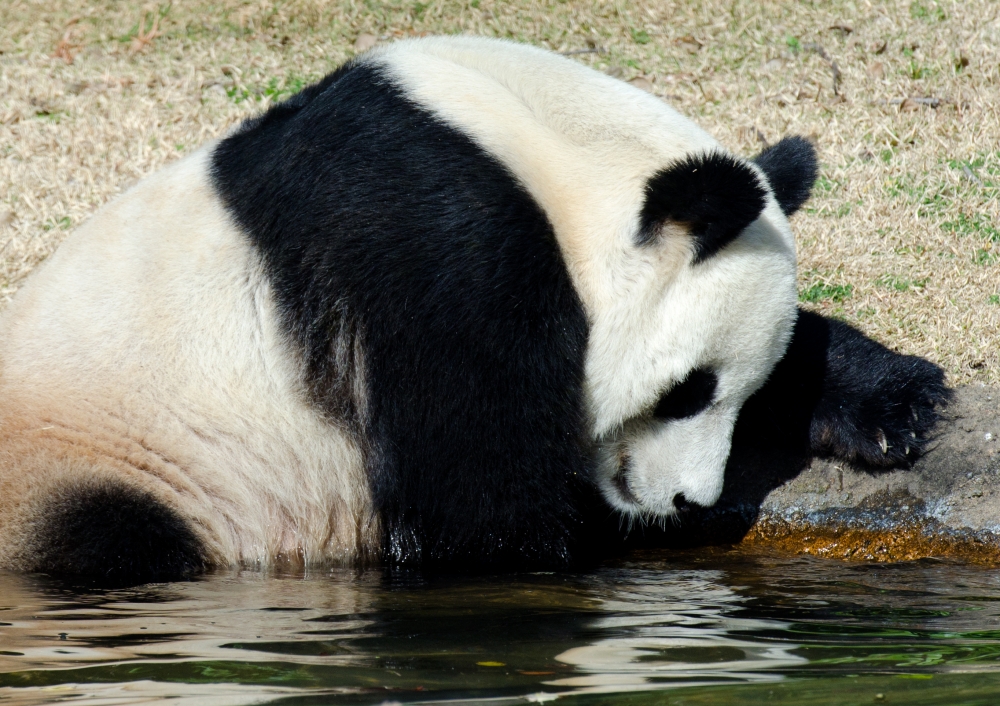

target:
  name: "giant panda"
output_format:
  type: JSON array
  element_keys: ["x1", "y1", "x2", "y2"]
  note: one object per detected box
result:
[{"x1": 0, "y1": 36, "x2": 946, "y2": 584}]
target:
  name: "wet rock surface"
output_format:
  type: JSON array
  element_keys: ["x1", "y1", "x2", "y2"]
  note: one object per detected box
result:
[{"x1": 627, "y1": 385, "x2": 1000, "y2": 562}]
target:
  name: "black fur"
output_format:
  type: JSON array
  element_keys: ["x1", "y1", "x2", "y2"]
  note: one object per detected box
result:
[
  {"x1": 33, "y1": 482, "x2": 206, "y2": 586},
  {"x1": 752, "y1": 136, "x2": 819, "y2": 217},
  {"x1": 653, "y1": 368, "x2": 717, "y2": 420},
  {"x1": 740, "y1": 308, "x2": 950, "y2": 469},
  {"x1": 638, "y1": 152, "x2": 767, "y2": 262},
  {"x1": 212, "y1": 62, "x2": 591, "y2": 568}
]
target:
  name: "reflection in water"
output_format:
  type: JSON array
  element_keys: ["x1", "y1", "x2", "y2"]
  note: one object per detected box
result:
[
  {"x1": 3, "y1": 550, "x2": 1000, "y2": 704},
  {"x1": 552, "y1": 570, "x2": 803, "y2": 693},
  {"x1": 0, "y1": 571, "x2": 377, "y2": 670}
]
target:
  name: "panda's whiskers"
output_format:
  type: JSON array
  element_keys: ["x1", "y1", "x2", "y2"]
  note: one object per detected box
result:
[{"x1": 621, "y1": 512, "x2": 636, "y2": 536}]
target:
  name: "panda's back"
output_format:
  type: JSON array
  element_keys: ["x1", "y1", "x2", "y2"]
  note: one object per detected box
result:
[{"x1": 369, "y1": 37, "x2": 723, "y2": 304}]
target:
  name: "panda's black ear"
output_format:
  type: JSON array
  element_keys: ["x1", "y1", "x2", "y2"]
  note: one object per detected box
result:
[
  {"x1": 639, "y1": 152, "x2": 768, "y2": 263},
  {"x1": 752, "y1": 136, "x2": 819, "y2": 217}
]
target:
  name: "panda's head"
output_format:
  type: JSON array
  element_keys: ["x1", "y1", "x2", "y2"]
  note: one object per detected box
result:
[
  {"x1": 356, "y1": 37, "x2": 818, "y2": 529},
  {"x1": 587, "y1": 137, "x2": 817, "y2": 520}
]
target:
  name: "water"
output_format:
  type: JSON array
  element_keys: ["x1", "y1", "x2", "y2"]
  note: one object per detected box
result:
[{"x1": 3, "y1": 548, "x2": 1000, "y2": 705}]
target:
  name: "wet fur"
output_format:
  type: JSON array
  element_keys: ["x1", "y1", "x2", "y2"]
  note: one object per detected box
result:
[{"x1": 31, "y1": 481, "x2": 207, "y2": 585}]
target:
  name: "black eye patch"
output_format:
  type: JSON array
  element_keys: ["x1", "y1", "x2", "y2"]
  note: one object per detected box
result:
[{"x1": 653, "y1": 368, "x2": 718, "y2": 420}]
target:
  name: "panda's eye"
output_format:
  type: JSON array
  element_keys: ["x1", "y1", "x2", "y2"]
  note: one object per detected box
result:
[{"x1": 653, "y1": 368, "x2": 717, "y2": 420}]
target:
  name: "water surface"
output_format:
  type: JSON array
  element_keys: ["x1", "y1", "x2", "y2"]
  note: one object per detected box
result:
[{"x1": 3, "y1": 548, "x2": 1000, "y2": 704}]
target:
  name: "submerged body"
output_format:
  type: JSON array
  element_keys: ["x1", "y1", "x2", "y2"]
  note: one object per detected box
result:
[{"x1": 0, "y1": 37, "x2": 945, "y2": 583}]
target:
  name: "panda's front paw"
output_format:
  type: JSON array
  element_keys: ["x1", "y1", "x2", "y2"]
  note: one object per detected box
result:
[{"x1": 809, "y1": 316, "x2": 950, "y2": 469}]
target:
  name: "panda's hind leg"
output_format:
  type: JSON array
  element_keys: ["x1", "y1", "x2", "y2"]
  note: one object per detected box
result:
[
  {"x1": 741, "y1": 307, "x2": 950, "y2": 469},
  {"x1": 31, "y1": 480, "x2": 208, "y2": 586}
]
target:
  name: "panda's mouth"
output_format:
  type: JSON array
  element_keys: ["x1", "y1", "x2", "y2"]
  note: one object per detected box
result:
[{"x1": 611, "y1": 453, "x2": 639, "y2": 505}]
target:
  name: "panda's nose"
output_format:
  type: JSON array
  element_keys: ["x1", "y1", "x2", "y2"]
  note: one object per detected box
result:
[{"x1": 672, "y1": 493, "x2": 706, "y2": 514}]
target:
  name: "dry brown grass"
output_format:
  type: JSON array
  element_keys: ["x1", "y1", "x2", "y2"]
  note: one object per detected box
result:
[{"x1": 1, "y1": 0, "x2": 997, "y2": 383}]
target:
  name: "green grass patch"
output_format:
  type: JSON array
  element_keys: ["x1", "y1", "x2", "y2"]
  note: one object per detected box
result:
[
  {"x1": 262, "y1": 75, "x2": 309, "y2": 102},
  {"x1": 973, "y1": 249, "x2": 998, "y2": 266},
  {"x1": 875, "y1": 274, "x2": 928, "y2": 292},
  {"x1": 42, "y1": 216, "x2": 72, "y2": 232},
  {"x1": 907, "y1": 60, "x2": 932, "y2": 80},
  {"x1": 910, "y1": 1, "x2": 946, "y2": 21},
  {"x1": 941, "y1": 212, "x2": 1000, "y2": 242},
  {"x1": 882, "y1": 176, "x2": 956, "y2": 218},
  {"x1": 227, "y1": 74, "x2": 313, "y2": 104},
  {"x1": 989, "y1": 294, "x2": 1000, "y2": 305},
  {"x1": 33, "y1": 110, "x2": 68, "y2": 123},
  {"x1": 799, "y1": 281, "x2": 853, "y2": 303},
  {"x1": 946, "y1": 153, "x2": 1000, "y2": 200},
  {"x1": 814, "y1": 174, "x2": 837, "y2": 193},
  {"x1": 883, "y1": 175, "x2": 910, "y2": 199},
  {"x1": 631, "y1": 29, "x2": 650, "y2": 45},
  {"x1": 225, "y1": 85, "x2": 251, "y2": 103}
]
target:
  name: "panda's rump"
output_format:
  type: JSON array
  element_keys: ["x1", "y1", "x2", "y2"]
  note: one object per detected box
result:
[{"x1": 0, "y1": 149, "x2": 375, "y2": 574}]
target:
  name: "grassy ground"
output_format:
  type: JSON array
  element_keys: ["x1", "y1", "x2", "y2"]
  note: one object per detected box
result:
[{"x1": 1, "y1": 0, "x2": 997, "y2": 384}]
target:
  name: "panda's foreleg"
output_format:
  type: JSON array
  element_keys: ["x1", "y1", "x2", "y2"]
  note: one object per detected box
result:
[{"x1": 739, "y1": 307, "x2": 950, "y2": 468}]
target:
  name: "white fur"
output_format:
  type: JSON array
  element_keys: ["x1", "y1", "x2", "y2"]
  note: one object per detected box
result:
[
  {"x1": 0, "y1": 148, "x2": 376, "y2": 567},
  {"x1": 374, "y1": 37, "x2": 798, "y2": 517}
]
